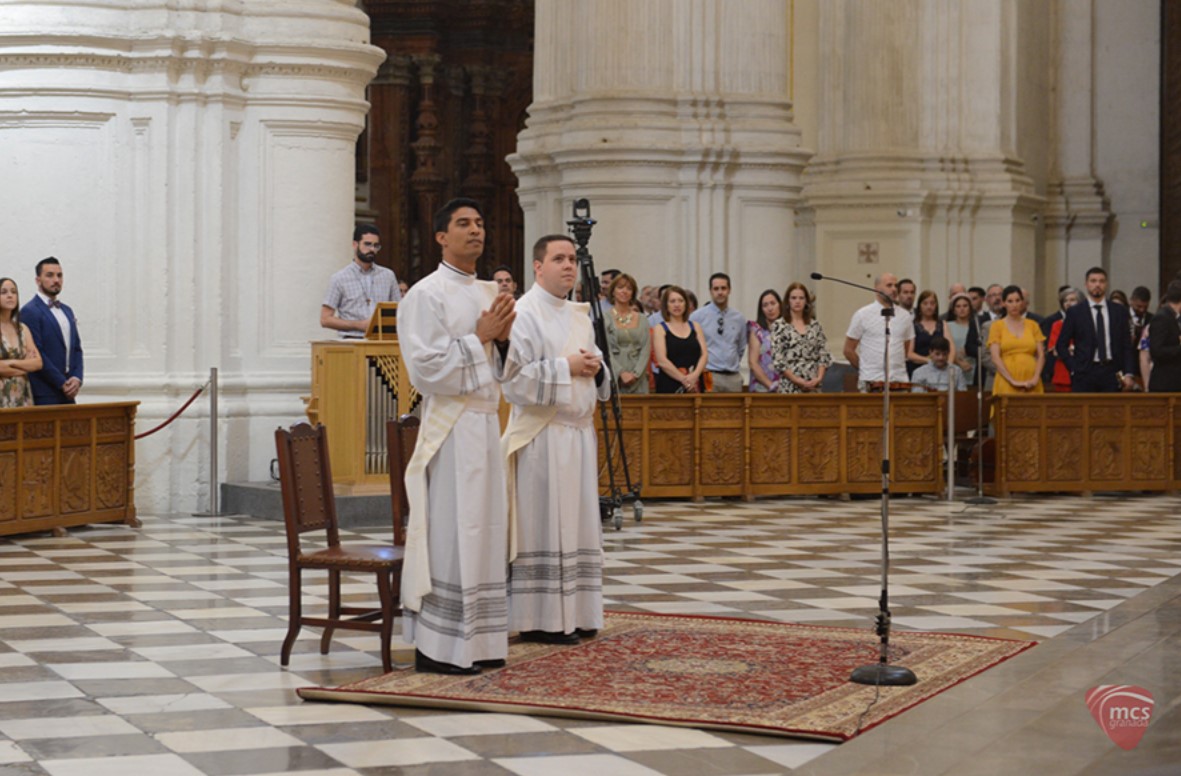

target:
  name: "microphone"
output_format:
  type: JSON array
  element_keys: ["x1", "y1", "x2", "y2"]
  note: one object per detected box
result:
[
  {"x1": 811, "y1": 271, "x2": 894, "y2": 307},
  {"x1": 810, "y1": 272, "x2": 823, "y2": 281}
]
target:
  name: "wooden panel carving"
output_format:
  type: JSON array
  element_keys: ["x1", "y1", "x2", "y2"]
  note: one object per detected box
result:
[
  {"x1": 1007, "y1": 405, "x2": 1041, "y2": 423},
  {"x1": 846, "y1": 428, "x2": 881, "y2": 482},
  {"x1": 700, "y1": 430, "x2": 743, "y2": 485},
  {"x1": 800, "y1": 405, "x2": 838, "y2": 421},
  {"x1": 21, "y1": 450, "x2": 55, "y2": 517},
  {"x1": 61, "y1": 447, "x2": 92, "y2": 514},
  {"x1": 1090, "y1": 405, "x2": 1122, "y2": 424},
  {"x1": 1045, "y1": 405, "x2": 1075, "y2": 421},
  {"x1": 61, "y1": 419, "x2": 91, "y2": 439},
  {"x1": 896, "y1": 427, "x2": 937, "y2": 482},
  {"x1": 1005, "y1": 428, "x2": 1041, "y2": 482},
  {"x1": 96, "y1": 443, "x2": 128, "y2": 510},
  {"x1": 596, "y1": 394, "x2": 944, "y2": 498},
  {"x1": 0, "y1": 403, "x2": 137, "y2": 537},
  {"x1": 0, "y1": 423, "x2": 15, "y2": 442},
  {"x1": 24, "y1": 421, "x2": 54, "y2": 440},
  {"x1": 705, "y1": 408, "x2": 743, "y2": 424},
  {"x1": 649, "y1": 430, "x2": 693, "y2": 486},
  {"x1": 97, "y1": 416, "x2": 128, "y2": 435},
  {"x1": 846, "y1": 406, "x2": 879, "y2": 421},
  {"x1": 0, "y1": 452, "x2": 15, "y2": 522},
  {"x1": 1046, "y1": 427, "x2": 1083, "y2": 481},
  {"x1": 798, "y1": 428, "x2": 838, "y2": 483},
  {"x1": 750, "y1": 430, "x2": 791, "y2": 484},
  {"x1": 896, "y1": 405, "x2": 935, "y2": 422},
  {"x1": 995, "y1": 395, "x2": 1180, "y2": 495},
  {"x1": 649, "y1": 407, "x2": 693, "y2": 424},
  {"x1": 1089, "y1": 428, "x2": 1124, "y2": 480},
  {"x1": 755, "y1": 407, "x2": 793, "y2": 422},
  {"x1": 1130, "y1": 428, "x2": 1168, "y2": 481}
]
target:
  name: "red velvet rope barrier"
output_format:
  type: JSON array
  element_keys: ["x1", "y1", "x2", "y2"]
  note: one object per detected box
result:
[{"x1": 133, "y1": 382, "x2": 209, "y2": 440}]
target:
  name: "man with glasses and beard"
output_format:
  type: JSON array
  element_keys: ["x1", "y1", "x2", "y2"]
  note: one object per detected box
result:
[
  {"x1": 321, "y1": 224, "x2": 402, "y2": 338},
  {"x1": 689, "y1": 272, "x2": 748, "y2": 392}
]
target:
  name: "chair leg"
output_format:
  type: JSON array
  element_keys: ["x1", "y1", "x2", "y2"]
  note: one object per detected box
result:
[
  {"x1": 377, "y1": 569, "x2": 394, "y2": 673},
  {"x1": 321, "y1": 568, "x2": 340, "y2": 655},
  {"x1": 281, "y1": 566, "x2": 302, "y2": 667}
]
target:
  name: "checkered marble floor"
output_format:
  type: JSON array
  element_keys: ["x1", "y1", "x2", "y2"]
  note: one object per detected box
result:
[{"x1": 1, "y1": 493, "x2": 1180, "y2": 775}]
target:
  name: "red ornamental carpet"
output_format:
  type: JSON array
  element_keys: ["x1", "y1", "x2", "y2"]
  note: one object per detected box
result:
[{"x1": 297, "y1": 611, "x2": 1035, "y2": 741}]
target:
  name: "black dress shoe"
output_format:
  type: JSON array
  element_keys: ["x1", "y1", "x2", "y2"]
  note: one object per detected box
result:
[
  {"x1": 474, "y1": 658, "x2": 506, "y2": 669},
  {"x1": 575, "y1": 628, "x2": 598, "y2": 639},
  {"x1": 519, "y1": 630, "x2": 581, "y2": 645},
  {"x1": 415, "y1": 649, "x2": 481, "y2": 675}
]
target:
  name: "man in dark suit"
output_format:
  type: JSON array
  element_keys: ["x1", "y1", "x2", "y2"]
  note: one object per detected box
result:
[
  {"x1": 1056, "y1": 266, "x2": 1135, "y2": 393},
  {"x1": 20, "y1": 257, "x2": 84, "y2": 405},
  {"x1": 1148, "y1": 281, "x2": 1181, "y2": 393}
]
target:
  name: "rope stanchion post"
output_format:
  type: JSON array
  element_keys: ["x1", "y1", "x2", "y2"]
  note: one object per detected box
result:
[
  {"x1": 209, "y1": 366, "x2": 219, "y2": 516},
  {"x1": 947, "y1": 386, "x2": 955, "y2": 501},
  {"x1": 193, "y1": 367, "x2": 221, "y2": 517}
]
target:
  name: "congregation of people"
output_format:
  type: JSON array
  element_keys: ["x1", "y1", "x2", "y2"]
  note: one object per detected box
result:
[
  {"x1": 584, "y1": 267, "x2": 1181, "y2": 397},
  {"x1": 0, "y1": 258, "x2": 85, "y2": 409}
]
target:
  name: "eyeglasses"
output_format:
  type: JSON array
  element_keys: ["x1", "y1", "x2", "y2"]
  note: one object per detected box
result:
[
  {"x1": 717, "y1": 318, "x2": 725, "y2": 336},
  {"x1": 359, "y1": 242, "x2": 382, "y2": 251}
]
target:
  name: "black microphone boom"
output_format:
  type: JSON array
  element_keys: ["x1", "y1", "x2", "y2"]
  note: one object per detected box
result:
[{"x1": 812, "y1": 272, "x2": 917, "y2": 687}]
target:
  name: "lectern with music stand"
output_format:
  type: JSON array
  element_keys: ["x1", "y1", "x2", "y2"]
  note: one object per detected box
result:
[{"x1": 305, "y1": 303, "x2": 416, "y2": 493}]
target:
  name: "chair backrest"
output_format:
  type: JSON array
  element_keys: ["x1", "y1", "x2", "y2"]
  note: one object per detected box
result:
[
  {"x1": 274, "y1": 423, "x2": 340, "y2": 557},
  {"x1": 386, "y1": 414, "x2": 419, "y2": 547}
]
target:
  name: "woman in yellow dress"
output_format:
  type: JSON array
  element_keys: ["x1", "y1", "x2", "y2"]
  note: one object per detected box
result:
[{"x1": 987, "y1": 284, "x2": 1045, "y2": 395}]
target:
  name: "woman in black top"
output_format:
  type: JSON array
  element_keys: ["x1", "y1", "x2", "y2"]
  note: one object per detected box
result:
[
  {"x1": 652, "y1": 285, "x2": 709, "y2": 393},
  {"x1": 908, "y1": 290, "x2": 956, "y2": 378}
]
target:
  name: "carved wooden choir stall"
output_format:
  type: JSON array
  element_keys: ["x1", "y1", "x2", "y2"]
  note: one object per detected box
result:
[{"x1": 0, "y1": 402, "x2": 138, "y2": 537}]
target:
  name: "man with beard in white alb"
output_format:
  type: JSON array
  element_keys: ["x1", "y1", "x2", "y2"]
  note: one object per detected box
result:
[
  {"x1": 499, "y1": 234, "x2": 611, "y2": 644},
  {"x1": 398, "y1": 197, "x2": 516, "y2": 675}
]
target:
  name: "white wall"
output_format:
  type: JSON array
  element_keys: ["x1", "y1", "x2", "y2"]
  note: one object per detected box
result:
[{"x1": 0, "y1": 0, "x2": 384, "y2": 514}]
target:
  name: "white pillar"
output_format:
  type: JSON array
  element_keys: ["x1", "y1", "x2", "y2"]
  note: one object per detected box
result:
[
  {"x1": 799, "y1": 0, "x2": 1047, "y2": 326},
  {"x1": 509, "y1": 0, "x2": 809, "y2": 314},
  {"x1": 0, "y1": 1, "x2": 384, "y2": 513},
  {"x1": 1044, "y1": 0, "x2": 1111, "y2": 308}
]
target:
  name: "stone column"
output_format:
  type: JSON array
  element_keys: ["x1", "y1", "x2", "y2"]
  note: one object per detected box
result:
[
  {"x1": 799, "y1": 0, "x2": 1048, "y2": 323},
  {"x1": 509, "y1": 0, "x2": 809, "y2": 311},
  {"x1": 0, "y1": 0, "x2": 383, "y2": 513},
  {"x1": 1043, "y1": 0, "x2": 1111, "y2": 306}
]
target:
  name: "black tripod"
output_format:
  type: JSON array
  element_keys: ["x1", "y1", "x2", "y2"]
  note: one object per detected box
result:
[
  {"x1": 567, "y1": 199, "x2": 642, "y2": 530},
  {"x1": 965, "y1": 312, "x2": 997, "y2": 506},
  {"x1": 812, "y1": 272, "x2": 917, "y2": 686}
]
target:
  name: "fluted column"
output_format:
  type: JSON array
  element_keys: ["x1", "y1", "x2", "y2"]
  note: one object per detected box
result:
[
  {"x1": 800, "y1": 0, "x2": 1048, "y2": 323},
  {"x1": 0, "y1": 0, "x2": 383, "y2": 513},
  {"x1": 1043, "y1": 0, "x2": 1111, "y2": 303},
  {"x1": 510, "y1": 0, "x2": 808, "y2": 310}
]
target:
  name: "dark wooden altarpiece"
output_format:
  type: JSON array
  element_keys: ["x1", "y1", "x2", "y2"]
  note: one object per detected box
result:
[
  {"x1": 1164, "y1": 0, "x2": 1181, "y2": 291},
  {"x1": 358, "y1": 0, "x2": 534, "y2": 286}
]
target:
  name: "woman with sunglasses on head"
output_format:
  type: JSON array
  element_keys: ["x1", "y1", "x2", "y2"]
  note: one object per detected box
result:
[{"x1": 0, "y1": 278, "x2": 43, "y2": 408}]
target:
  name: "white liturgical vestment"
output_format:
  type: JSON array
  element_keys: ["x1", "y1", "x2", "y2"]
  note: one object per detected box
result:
[
  {"x1": 499, "y1": 285, "x2": 611, "y2": 635},
  {"x1": 397, "y1": 262, "x2": 508, "y2": 668}
]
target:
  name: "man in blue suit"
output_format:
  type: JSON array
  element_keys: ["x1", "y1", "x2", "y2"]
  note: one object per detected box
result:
[
  {"x1": 1055, "y1": 266, "x2": 1135, "y2": 393},
  {"x1": 20, "y1": 257, "x2": 84, "y2": 405}
]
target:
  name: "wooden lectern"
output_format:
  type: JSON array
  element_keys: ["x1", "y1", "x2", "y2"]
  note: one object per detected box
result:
[{"x1": 305, "y1": 303, "x2": 417, "y2": 494}]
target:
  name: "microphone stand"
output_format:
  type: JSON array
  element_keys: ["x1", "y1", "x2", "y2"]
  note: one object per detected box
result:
[
  {"x1": 811, "y1": 272, "x2": 917, "y2": 687},
  {"x1": 965, "y1": 311, "x2": 996, "y2": 506}
]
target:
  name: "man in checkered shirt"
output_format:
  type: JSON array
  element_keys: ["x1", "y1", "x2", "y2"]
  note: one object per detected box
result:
[{"x1": 320, "y1": 224, "x2": 402, "y2": 338}]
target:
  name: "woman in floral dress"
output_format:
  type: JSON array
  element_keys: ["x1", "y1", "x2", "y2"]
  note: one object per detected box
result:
[
  {"x1": 771, "y1": 282, "x2": 832, "y2": 394},
  {"x1": 0, "y1": 278, "x2": 43, "y2": 408}
]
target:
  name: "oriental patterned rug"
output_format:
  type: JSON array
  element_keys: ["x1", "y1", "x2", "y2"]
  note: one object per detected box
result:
[{"x1": 297, "y1": 611, "x2": 1035, "y2": 742}]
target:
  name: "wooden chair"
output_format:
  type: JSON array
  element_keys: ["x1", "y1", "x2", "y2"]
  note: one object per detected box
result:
[
  {"x1": 275, "y1": 423, "x2": 402, "y2": 672},
  {"x1": 386, "y1": 415, "x2": 419, "y2": 545}
]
